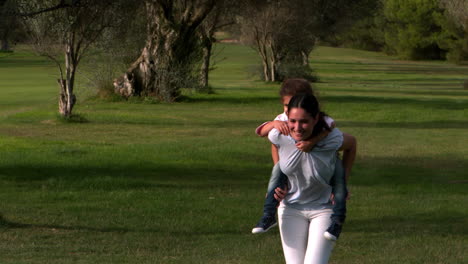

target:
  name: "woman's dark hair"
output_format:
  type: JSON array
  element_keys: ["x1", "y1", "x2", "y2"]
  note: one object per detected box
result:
[
  {"x1": 287, "y1": 93, "x2": 330, "y2": 137},
  {"x1": 279, "y1": 78, "x2": 314, "y2": 97}
]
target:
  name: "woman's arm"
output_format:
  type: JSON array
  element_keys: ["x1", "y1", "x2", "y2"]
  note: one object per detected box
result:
[{"x1": 339, "y1": 132, "x2": 357, "y2": 181}]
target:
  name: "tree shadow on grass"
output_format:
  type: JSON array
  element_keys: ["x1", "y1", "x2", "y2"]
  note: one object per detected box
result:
[
  {"x1": 1, "y1": 154, "x2": 466, "y2": 190},
  {"x1": 338, "y1": 120, "x2": 468, "y2": 129},
  {"x1": 0, "y1": 213, "x2": 131, "y2": 233},
  {"x1": 0, "y1": 58, "x2": 52, "y2": 68},
  {"x1": 325, "y1": 77, "x2": 466, "y2": 84},
  {"x1": 352, "y1": 155, "x2": 467, "y2": 191},
  {"x1": 324, "y1": 95, "x2": 466, "y2": 110},
  {"x1": 0, "y1": 213, "x2": 243, "y2": 236},
  {"x1": 173, "y1": 93, "x2": 467, "y2": 111},
  {"x1": 0, "y1": 155, "x2": 466, "y2": 237},
  {"x1": 180, "y1": 94, "x2": 277, "y2": 105},
  {"x1": 332, "y1": 67, "x2": 468, "y2": 76},
  {"x1": 0, "y1": 162, "x2": 268, "y2": 189},
  {"x1": 346, "y1": 210, "x2": 467, "y2": 238},
  {"x1": 326, "y1": 87, "x2": 467, "y2": 97},
  {"x1": 313, "y1": 60, "x2": 468, "y2": 75}
]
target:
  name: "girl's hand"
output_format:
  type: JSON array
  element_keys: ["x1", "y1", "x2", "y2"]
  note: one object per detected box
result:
[
  {"x1": 273, "y1": 120, "x2": 289, "y2": 135},
  {"x1": 274, "y1": 186, "x2": 288, "y2": 202},
  {"x1": 329, "y1": 191, "x2": 351, "y2": 205},
  {"x1": 296, "y1": 140, "x2": 314, "y2": 152},
  {"x1": 295, "y1": 127, "x2": 332, "y2": 152}
]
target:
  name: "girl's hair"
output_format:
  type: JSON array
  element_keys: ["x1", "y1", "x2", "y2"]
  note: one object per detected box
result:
[
  {"x1": 279, "y1": 78, "x2": 314, "y2": 97},
  {"x1": 287, "y1": 93, "x2": 330, "y2": 137}
]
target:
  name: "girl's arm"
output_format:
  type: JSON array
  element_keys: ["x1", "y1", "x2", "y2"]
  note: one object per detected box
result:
[
  {"x1": 296, "y1": 122, "x2": 336, "y2": 152},
  {"x1": 271, "y1": 144, "x2": 279, "y2": 165},
  {"x1": 271, "y1": 138, "x2": 285, "y2": 202},
  {"x1": 296, "y1": 129, "x2": 331, "y2": 152},
  {"x1": 338, "y1": 132, "x2": 357, "y2": 181},
  {"x1": 256, "y1": 120, "x2": 289, "y2": 137}
]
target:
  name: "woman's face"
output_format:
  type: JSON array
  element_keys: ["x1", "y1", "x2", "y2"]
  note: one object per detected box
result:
[{"x1": 288, "y1": 107, "x2": 318, "y2": 141}]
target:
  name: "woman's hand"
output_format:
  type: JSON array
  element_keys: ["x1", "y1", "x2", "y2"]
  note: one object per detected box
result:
[{"x1": 274, "y1": 186, "x2": 288, "y2": 202}]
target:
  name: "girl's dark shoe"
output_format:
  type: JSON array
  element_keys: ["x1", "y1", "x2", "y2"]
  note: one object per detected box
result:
[
  {"x1": 252, "y1": 215, "x2": 277, "y2": 234},
  {"x1": 324, "y1": 220, "x2": 342, "y2": 241}
]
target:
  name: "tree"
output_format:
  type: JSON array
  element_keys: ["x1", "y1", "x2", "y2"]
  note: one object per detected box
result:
[
  {"x1": 441, "y1": 0, "x2": 468, "y2": 31},
  {"x1": 80, "y1": 2, "x2": 145, "y2": 99},
  {"x1": 331, "y1": 0, "x2": 386, "y2": 51},
  {"x1": 0, "y1": 0, "x2": 11, "y2": 51},
  {"x1": 197, "y1": 12, "x2": 219, "y2": 91},
  {"x1": 383, "y1": 0, "x2": 446, "y2": 60},
  {"x1": 239, "y1": 0, "x2": 366, "y2": 82},
  {"x1": 0, "y1": 0, "x2": 23, "y2": 51},
  {"x1": 437, "y1": 0, "x2": 468, "y2": 64},
  {"x1": 18, "y1": 0, "x2": 123, "y2": 117},
  {"x1": 383, "y1": 0, "x2": 467, "y2": 62},
  {"x1": 114, "y1": 0, "x2": 216, "y2": 101},
  {"x1": 197, "y1": 0, "x2": 235, "y2": 90},
  {"x1": 239, "y1": 0, "x2": 311, "y2": 82}
]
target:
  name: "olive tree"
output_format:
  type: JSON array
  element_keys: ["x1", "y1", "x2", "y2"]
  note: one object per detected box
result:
[
  {"x1": 197, "y1": 0, "x2": 237, "y2": 90},
  {"x1": 113, "y1": 0, "x2": 216, "y2": 101},
  {"x1": 238, "y1": 0, "x2": 361, "y2": 82},
  {"x1": 18, "y1": 0, "x2": 123, "y2": 117},
  {"x1": 239, "y1": 0, "x2": 314, "y2": 82}
]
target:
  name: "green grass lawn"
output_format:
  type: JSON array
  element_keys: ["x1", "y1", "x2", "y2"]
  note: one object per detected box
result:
[{"x1": 0, "y1": 44, "x2": 467, "y2": 264}]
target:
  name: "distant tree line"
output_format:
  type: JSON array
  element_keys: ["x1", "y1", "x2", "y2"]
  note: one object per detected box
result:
[
  {"x1": 334, "y1": 0, "x2": 468, "y2": 63},
  {"x1": 1, "y1": 0, "x2": 466, "y2": 117}
]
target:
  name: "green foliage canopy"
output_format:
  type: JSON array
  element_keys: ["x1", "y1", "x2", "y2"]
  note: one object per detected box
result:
[
  {"x1": 336, "y1": 0, "x2": 468, "y2": 63},
  {"x1": 384, "y1": 0, "x2": 446, "y2": 60}
]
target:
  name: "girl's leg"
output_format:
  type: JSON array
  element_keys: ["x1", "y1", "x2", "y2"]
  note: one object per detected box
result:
[
  {"x1": 278, "y1": 206, "x2": 309, "y2": 264},
  {"x1": 252, "y1": 163, "x2": 288, "y2": 234},
  {"x1": 305, "y1": 209, "x2": 335, "y2": 264},
  {"x1": 263, "y1": 163, "x2": 288, "y2": 216},
  {"x1": 330, "y1": 160, "x2": 347, "y2": 223},
  {"x1": 324, "y1": 159, "x2": 348, "y2": 240}
]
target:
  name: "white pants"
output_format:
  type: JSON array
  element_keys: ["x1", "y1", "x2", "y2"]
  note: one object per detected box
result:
[{"x1": 278, "y1": 206, "x2": 335, "y2": 264}]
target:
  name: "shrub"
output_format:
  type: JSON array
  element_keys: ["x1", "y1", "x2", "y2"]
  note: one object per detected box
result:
[
  {"x1": 277, "y1": 63, "x2": 318, "y2": 83},
  {"x1": 435, "y1": 11, "x2": 468, "y2": 64}
]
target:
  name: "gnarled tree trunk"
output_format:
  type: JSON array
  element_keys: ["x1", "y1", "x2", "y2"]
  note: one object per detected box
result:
[
  {"x1": 199, "y1": 40, "x2": 212, "y2": 89},
  {"x1": 0, "y1": 39, "x2": 9, "y2": 51},
  {"x1": 115, "y1": 1, "x2": 215, "y2": 101}
]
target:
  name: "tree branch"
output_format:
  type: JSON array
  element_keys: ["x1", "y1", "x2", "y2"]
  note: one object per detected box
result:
[{"x1": 17, "y1": 0, "x2": 79, "y2": 17}]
